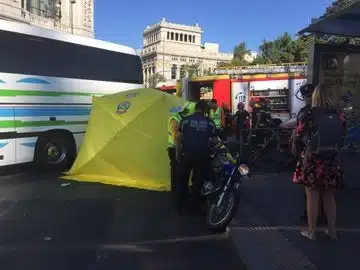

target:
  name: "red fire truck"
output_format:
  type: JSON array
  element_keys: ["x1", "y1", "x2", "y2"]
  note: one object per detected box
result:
[{"x1": 178, "y1": 63, "x2": 308, "y2": 124}]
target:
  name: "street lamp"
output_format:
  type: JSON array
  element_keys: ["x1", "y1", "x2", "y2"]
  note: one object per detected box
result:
[{"x1": 70, "y1": 0, "x2": 76, "y2": 34}]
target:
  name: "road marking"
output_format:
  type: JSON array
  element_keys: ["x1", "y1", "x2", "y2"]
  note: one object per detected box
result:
[
  {"x1": 230, "y1": 225, "x2": 360, "y2": 233},
  {"x1": 99, "y1": 230, "x2": 229, "y2": 249}
]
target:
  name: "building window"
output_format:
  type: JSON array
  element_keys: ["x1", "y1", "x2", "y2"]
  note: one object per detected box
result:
[
  {"x1": 171, "y1": 32, "x2": 174, "y2": 40},
  {"x1": 180, "y1": 33, "x2": 183, "y2": 42},
  {"x1": 171, "y1": 57, "x2": 178, "y2": 61},
  {"x1": 192, "y1": 35, "x2": 195, "y2": 43},
  {"x1": 180, "y1": 58, "x2": 186, "y2": 62},
  {"x1": 184, "y1": 34, "x2": 187, "y2": 42},
  {"x1": 26, "y1": 0, "x2": 58, "y2": 18},
  {"x1": 152, "y1": 66, "x2": 156, "y2": 74},
  {"x1": 180, "y1": 65, "x2": 186, "y2": 78},
  {"x1": 171, "y1": 64, "x2": 177, "y2": 79},
  {"x1": 188, "y1": 35, "x2": 192, "y2": 43},
  {"x1": 175, "y1": 33, "x2": 179, "y2": 41},
  {"x1": 167, "y1": 32, "x2": 170, "y2": 39}
]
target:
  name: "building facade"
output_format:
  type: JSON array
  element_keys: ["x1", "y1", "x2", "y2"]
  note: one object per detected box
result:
[
  {"x1": 0, "y1": 0, "x2": 94, "y2": 37},
  {"x1": 141, "y1": 18, "x2": 233, "y2": 87}
]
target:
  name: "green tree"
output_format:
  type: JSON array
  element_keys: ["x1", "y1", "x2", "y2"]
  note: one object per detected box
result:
[
  {"x1": 253, "y1": 33, "x2": 310, "y2": 65},
  {"x1": 217, "y1": 61, "x2": 230, "y2": 68},
  {"x1": 148, "y1": 73, "x2": 166, "y2": 88},
  {"x1": 232, "y1": 42, "x2": 251, "y2": 65},
  {"x1": 318, "y1": 0, "x2": 360, "y2": 44},
  {"x1": 185, "y1": 64, "x2": 200, "y2": 78}
]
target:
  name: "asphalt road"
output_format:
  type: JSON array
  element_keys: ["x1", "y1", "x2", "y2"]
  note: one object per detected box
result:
[{"x1": 0, "y1": 171, "x2": 243, "y2": 270}]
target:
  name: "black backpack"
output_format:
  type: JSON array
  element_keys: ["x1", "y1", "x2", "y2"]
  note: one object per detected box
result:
[{"x1": 309, "y1": 107, "x2": 344, "y2": 158}]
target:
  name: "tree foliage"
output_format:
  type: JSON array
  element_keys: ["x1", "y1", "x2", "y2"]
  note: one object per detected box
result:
[
  {"x1": 216, "y1": 0, "x2": 360, "y2": 69},
  {"x1": 180, "y1": 64, "x2": 201, "y2": 78},
  {"x1": 148, "y1": 73, "x2": 166, "y2": 88},
  {"x1": 318, "y1": 0, "x2": 360, "y2": 44},
  {"x1": 232, "y1": 42, "x2": 251, "y2": 66},
  {"x1": 253, "y1": 33, "x2": 310, "y2": 65}
]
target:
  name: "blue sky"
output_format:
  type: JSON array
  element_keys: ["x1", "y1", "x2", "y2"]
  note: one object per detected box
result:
[{"x1": 94, "y1": 0, "x2": 333, "y2": 53}]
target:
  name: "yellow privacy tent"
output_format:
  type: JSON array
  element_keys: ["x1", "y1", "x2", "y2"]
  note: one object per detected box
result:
[{"x1": 63, "y1": 88, "x2": 185, "y2": 191}]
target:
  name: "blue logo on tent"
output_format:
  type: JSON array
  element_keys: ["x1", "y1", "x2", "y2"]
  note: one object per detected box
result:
[
  {"x1": 170, "y1": 106, "x2": 183, "y2": 113},
  {"x1": 17, "y1": 78, "x2": 50, "y2": 84},
  {"x1": 116, "y1": 101, "x2": 130, "y2": 114},
  {"x1": 0, "y1": 79, "x2": 5, "y2": 83}
]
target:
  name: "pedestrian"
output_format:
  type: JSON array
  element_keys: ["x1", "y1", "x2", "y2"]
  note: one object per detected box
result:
[
  {"x1": 234, "y1": 102, "x2": 251, "y2": 144},
  {"x1": 177, "y1": 100, "x2": 216, "y2": 216},
  {"x1": 167, "y1": 106, "x2": 189, "y2": 208},
  {"x1": 292, "y1": 84, "x2": 345, "y2": 240},
  {"x1": 291, "y1": 84, "x2": 327, "y2": 225}
]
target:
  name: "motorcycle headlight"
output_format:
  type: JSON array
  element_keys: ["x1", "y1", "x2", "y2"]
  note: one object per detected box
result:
[{"x1": 238, "y1": 164, "x2": 249, "y2": 176}]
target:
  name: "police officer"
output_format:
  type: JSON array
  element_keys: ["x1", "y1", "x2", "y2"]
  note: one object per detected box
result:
[
  {"x1": 167, "y1": 106, "x2": 189, "y2": 207},
  {"x1": 209, "y1": 99, "x2": 225, "y2": 136},
  {"x1": 177, "y1": 100, "x2": 216, "y2": 216}
]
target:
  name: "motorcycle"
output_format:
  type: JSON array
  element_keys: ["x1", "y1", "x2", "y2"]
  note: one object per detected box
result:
[{"x1": 201, "y1": 139, "x2": 250, "y2": 232}]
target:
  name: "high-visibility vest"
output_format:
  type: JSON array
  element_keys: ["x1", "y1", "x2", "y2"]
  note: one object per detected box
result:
[
  {"x1": 183, "y1": 101, "x2": 196, "y2": 116},
  {"x1": 167, "y1": 113, "x2": 182, "y2": 147},
  {"x1": 209, "y1": 107, "x2": 222, "y2": 129}
]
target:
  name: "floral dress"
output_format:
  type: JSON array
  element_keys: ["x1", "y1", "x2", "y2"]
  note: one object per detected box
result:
[{"x1": 292, "y1": 107, "x2": 345, "y2": 190}]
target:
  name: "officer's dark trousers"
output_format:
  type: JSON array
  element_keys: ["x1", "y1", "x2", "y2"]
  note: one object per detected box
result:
[
  {"x1": 178, "y1": 153, "x2": 208, "y2": 214},
  {"x1": 236, "y1": 127, "x2": 249, "y2": 143},
  {"x1": 167, "y1": 147, "x2": 178, "y2": 207}
]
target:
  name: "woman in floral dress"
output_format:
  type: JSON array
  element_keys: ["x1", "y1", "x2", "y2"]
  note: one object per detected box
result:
[{"x1": 292, "y1": 85, "x2": 345, "y2": 240}]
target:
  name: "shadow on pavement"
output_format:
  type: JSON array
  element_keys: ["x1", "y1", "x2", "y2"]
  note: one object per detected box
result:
[{"x1": 0, "y1": 173, "x2": 243, "y2": 270}]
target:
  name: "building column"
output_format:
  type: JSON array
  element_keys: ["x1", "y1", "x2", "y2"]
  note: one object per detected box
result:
[{"x1": 176, "y1": 64, "x2": 180, "y2": 80}]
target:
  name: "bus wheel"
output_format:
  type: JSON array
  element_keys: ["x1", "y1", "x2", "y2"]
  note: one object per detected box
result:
[{"x1": 35, "y1": 132, "x2": 76, "y2": 171}]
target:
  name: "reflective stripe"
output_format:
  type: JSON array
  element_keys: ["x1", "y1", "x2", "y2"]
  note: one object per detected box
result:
[
  {"x1": 167, "y1": 114, "x2": 181, "y2": 146},
  {"x1": 209, "y1": 107, "x2": 222, "y2": 129}
]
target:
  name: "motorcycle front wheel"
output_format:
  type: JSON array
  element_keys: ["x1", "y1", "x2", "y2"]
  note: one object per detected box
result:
[{"x1": 206, "y1": 188, "x2": 240, "y2": 232}]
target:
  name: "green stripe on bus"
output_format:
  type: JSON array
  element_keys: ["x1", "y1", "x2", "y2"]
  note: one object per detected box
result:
[
  {"x1": 0, "y1": 89, "x2": 103, "y2": 97},
  {"x1": 0, "y1": 120, "x2": 88, "y2": 128}
]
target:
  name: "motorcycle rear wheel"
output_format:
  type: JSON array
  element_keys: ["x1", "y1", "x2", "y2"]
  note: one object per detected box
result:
[{"x1": 206, "y1": 188, "x2": 240, "y2": 232}]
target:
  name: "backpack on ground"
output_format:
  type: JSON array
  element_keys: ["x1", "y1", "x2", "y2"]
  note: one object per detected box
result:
[{"x1": 309, "y1": 107, "x2": 344, "y2": 158}]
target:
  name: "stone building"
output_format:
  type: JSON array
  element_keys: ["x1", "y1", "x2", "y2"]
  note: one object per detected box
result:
[
  {"x1": 141, "y1": 18, "x2": 233, "y2": 87},
  {"x1": 0, "y1": 0, "x2": 94, "y2": 37}
]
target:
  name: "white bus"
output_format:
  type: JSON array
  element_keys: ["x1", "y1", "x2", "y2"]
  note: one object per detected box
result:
[{"x1": 0, "y1": 19, "x2": 143, "y2": 170}]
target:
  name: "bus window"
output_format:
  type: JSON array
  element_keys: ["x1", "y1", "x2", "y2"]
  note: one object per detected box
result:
[{"x1": 0, "y1": 30, "x2": 143, "y2": 84}]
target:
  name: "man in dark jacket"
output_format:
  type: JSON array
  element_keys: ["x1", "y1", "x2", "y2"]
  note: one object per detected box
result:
[{"x1": 177, "y1": 100, "x2": 216, "y2": 216}]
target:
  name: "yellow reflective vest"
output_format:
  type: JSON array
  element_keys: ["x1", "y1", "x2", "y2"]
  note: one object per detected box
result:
[
  {"x1": 183, "y1": 101, "x2": 196, "y2": 116},
  {"x1": 209, "y1": 107, "x2": 222, "y2": 129},
  {"x1": 167, "y1": 113, "x2": 182, "y2": 147}
]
